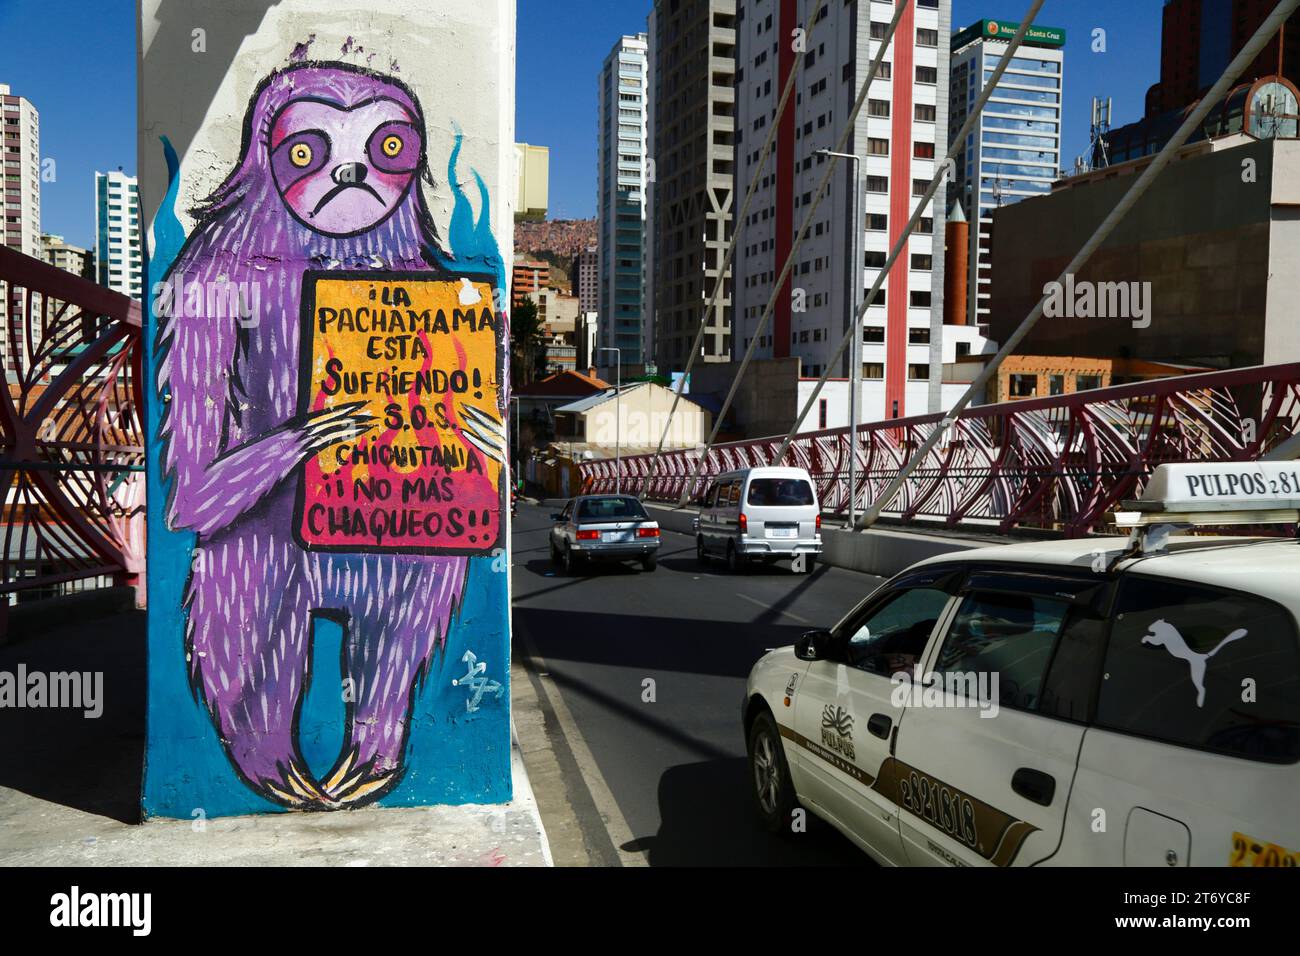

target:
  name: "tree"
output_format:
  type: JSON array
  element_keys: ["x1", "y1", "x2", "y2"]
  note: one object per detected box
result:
[{"x1": 510, "y1": 297, "x2": 544, "y2": 386}]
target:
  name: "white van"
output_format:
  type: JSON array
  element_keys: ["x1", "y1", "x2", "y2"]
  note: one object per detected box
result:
[{"x1": 694, "y1": 466, "x2": 823, "y2": 573}]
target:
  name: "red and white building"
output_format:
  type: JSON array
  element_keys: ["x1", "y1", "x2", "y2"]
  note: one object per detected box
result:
[{"x1": 732, "y1": 0, "x2": 987, "y2": 423}]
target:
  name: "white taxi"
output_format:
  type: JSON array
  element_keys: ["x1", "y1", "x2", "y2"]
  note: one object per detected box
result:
[{"x1": 743, "y1": 462, "x2": 1300, "y2": 866}]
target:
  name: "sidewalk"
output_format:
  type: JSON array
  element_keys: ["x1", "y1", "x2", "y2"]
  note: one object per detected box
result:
[
  {"x1": 0, "y1": 610, "x2": 552, "y2": 867},
  {"x1": 0, "y1": 728, "x2": 550, "y2": 867}
]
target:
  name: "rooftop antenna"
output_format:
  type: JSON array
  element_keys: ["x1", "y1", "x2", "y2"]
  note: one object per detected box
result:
[{"x1": 1088, "y1": 96, "x2": 1112, "y2": 170}]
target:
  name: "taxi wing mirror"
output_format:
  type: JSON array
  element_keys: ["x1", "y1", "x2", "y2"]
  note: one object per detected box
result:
[
  {"x1": 550, "y1": 513, "x2": 564, "y2": 522},
  {"x1": 795, "y1": 628, "x2": 834, "y2": 661}
]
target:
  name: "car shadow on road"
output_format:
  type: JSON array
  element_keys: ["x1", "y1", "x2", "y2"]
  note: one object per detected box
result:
[
  {"x1": 623, "y1": 757, "x2": 867, "y2": 866},
  {"x1": 516, "y1": 606, "x2": 809, "y2": 678},
  {"x1": 0, "y1": 610, "x2": 146, "y2": 824}
]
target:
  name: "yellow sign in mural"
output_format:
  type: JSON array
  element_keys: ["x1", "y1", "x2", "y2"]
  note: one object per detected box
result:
[{"x1": 296, "y1": 273, "x2": 505, "y2": 554}]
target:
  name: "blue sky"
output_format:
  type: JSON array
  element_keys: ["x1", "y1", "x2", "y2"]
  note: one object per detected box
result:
[
  {"x1": 0, "y1": 0, "x2": 135, "y2": 250},
  {"x1": 519, "y1": 0, "x2": 1165, "y2": 219},
  {"x1": 3, "y1": 0, "x2": 1163, "y2": 242}
]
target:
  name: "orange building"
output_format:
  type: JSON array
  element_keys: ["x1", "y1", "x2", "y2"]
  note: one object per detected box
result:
[
  {"x1": 945, "y1": 354, "x2": 1212, "y2": 405},
  {"x1": 512, "y1": 260, "x2": 550, "y2": 310}
]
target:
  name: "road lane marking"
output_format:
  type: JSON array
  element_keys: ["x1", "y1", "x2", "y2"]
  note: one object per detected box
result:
[
  {"x1": 735, "y1": 592, "x2": 812, "y2": 624},
  {"x1": 516, "y1": 629, "x2": 649, "y2": 867}
]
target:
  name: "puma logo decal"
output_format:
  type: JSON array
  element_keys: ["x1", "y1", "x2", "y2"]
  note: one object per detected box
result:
[{"x1": 1141, "y1": 619, "x2": 1247, "y2": 708}]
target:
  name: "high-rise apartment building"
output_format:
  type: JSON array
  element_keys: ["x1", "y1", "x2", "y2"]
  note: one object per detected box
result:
[
  {"x1": 41, "y1": 234, "x2": 91, "y2": 277},
  {"x1": 597, "y1": 33, "x2": 651, "y2": 371},
  {"x1": 1148, "y1": 0, "x2": 1300, "y2": 116},
  {"x1": 514, "y1": 142, "x2": 550, "y2": 222},
  {"x1": 2, "y1": 83, "x2": 42, "y2": 361},
  {"x1": 650, "y1": 0, "x2": 737, "y2": 372},
  {"x1": 1, "y1": 84, "x2": 40, "y2": 258},
  {"x1": 576, "y1": 245, "x2": 600, "y2": 312},
  {"x1": 949, "y1": 18, "x2": 1065, "y2": 326},
  {"x1": 733, "y1": 0, "x2": 981, "y2": 422},
  {"x1": 1106, "y1": 1, "x2": 1299, "y2": 163},
  {"x1": 95, "y1": 170, "x2": 142, "y2": 301}
]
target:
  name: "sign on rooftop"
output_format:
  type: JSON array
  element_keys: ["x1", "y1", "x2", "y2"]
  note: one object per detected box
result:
[{"x1": 953, "y1": 18, "x2": 1066, "y2": 51}]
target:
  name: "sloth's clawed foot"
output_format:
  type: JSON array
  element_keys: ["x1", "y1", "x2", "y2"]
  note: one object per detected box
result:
[
  {"x1": 321, "y1": 749, "x2": 397, "y2": 807},
  {"x1": 262, "y1": 760, "x2": 338, "y2": 809}
]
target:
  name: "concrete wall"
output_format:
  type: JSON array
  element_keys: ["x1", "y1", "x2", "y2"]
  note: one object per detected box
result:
[
  {"x1": 691, "y1": 357, "x2": 801, "y2": 438},
  {"x1": 643, "y1": 503, "x2": 987, "y2": 578},
  {"x1": 142, "y1": 0, "x2": 516, "y2": 818},
  {"x1": 1265, "y1": 140, "x2": 1300, "y2": 366},
  {"x1": 989, "y1": 137, "x2": 1278, "y2": 370}
]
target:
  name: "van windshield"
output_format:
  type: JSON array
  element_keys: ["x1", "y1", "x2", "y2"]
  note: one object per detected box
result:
[{"x1": 747, "y1": 478, "x2": 815, "y2": 507}]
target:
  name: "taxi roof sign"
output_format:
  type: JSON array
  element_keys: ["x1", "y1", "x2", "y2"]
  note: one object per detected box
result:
[{"x1": 1114, "y1": 462, "x2": 1300, "y2": 528}]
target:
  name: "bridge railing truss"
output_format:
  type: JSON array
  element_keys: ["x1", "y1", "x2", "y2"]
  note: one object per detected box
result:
[
  {"x1": 0, "y1": 245, "x2": 144, "y2": 613},
  {"x1": 578, "y1": 363, "x2": 1300, "y2": 537}
]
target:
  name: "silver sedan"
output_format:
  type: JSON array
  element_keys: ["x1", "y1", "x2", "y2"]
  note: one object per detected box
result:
[{"x1": 549, "y1": 495, "x2": 662, "y2": 575}]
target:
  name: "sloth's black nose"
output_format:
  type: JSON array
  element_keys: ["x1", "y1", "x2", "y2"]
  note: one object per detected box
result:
[{"x1": 333, "y1": 162, "x2": 368, "y2": 185}]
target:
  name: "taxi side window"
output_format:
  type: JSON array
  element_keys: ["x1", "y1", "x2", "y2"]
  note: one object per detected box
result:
[
  {"x1": 1097, "y1": 576, "x2": 1300, "y2": 762},
  {"x1": 933, "y1": 591, "x2": 1070, "y2": 711},
  {"x1": 560, "y1": 501, "x2": 573, "y2": 521},
  {"x1": 843, "y1": 587, "x2": 952, "y2": 677},
  {"x1": 1038, "y1": 609, "x2": 1108, "y2": 722}
]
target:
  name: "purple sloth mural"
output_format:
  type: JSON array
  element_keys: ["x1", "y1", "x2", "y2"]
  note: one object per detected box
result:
[{"x1": 155, "y1": 61, "x2": 505, "y2": 810}]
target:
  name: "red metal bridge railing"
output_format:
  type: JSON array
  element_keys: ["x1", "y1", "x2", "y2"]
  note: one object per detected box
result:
[
  {"x1": 0, "y1": 244, "x2": 144, "y2": 621},
  {"x1": 579, "y1": 363, "x2": 1300, "y2": 537}
]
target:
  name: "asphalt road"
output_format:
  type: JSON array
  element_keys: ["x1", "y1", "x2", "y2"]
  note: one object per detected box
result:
[{"x1": 512, "y1": 499, "x2": 885, "y2": 866}]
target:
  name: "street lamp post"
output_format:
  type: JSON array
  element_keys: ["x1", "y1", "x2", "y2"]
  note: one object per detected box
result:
[
  {"x1": 598, "y1": 347, "x2": 622, "y2": 494},
  {"x1": 816, "y1": 148, "x2": 863, "y2": 528}
]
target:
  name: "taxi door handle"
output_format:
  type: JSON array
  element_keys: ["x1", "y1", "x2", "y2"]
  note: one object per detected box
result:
[
  {"x1": 867, "y1": 713, "x2": 892, "y2": 739},
  {"x1": 1011, "y1": 767, "x2": 1056, "y2": 807}
]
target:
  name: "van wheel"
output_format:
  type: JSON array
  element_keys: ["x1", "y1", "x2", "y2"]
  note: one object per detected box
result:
[
  {"x1": 696, "y1": 537, "x2": 710, "y2": 567},
  {"x1": 726, "y1": 542, "x2": 745, "y2": 574},
  {"x1": 748, "y1": 709, "x2": 798, "y2": 833},
  {"x1": 803, "y1": 556, "x2": 817, "y2": 575}
]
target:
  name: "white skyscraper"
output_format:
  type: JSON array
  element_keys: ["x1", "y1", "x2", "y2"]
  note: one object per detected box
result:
[
  {"x1": 1, "y1": 83, "x2": 42, "y2": 361},
  {"x1": 733, "y1": 0, "x2": 984, "y2": 423},
  {"x1": 1, "y1": 84, "x2": 41, "y2": 258},
  {"x1": 596, "y1": 33, "x2": 650, "y2": 372},
  {"x1": 949, "y1": 18, "x2": 1065, "y2": 325},
  {"x1": 95, "y1": 170, "x2": 142, "y2": 301}
]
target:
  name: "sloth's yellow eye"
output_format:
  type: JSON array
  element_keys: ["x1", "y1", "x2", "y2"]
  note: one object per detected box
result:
[
  {"x1": 382, "y1": 135, "x2": 403, "y2": 158},
  {"x1": 289, "y1": 143, "x2": 313, "y2": 168}
]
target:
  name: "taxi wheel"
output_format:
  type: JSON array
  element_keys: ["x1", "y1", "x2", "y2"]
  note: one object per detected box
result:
[
  {"x1": 562, "y1": 546, "x2": 582, "y2": 576},
  {"x1": 748, "y1": 710, "x2": 797, "y2": 833},
  {"x1": 549, "y1": 540, "x2": 561, "y2": 566},
  {"x1": 696, "y1": 537, "x2": 710, "y2": 567},
  {"x1": 641, "y1": 554, "x2": 657, "y2": 572}
]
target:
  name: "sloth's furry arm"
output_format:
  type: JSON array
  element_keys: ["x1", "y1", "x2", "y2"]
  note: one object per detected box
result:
[{"x1": 156, "y1": 306, "x2": 371, "y2": 536}]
